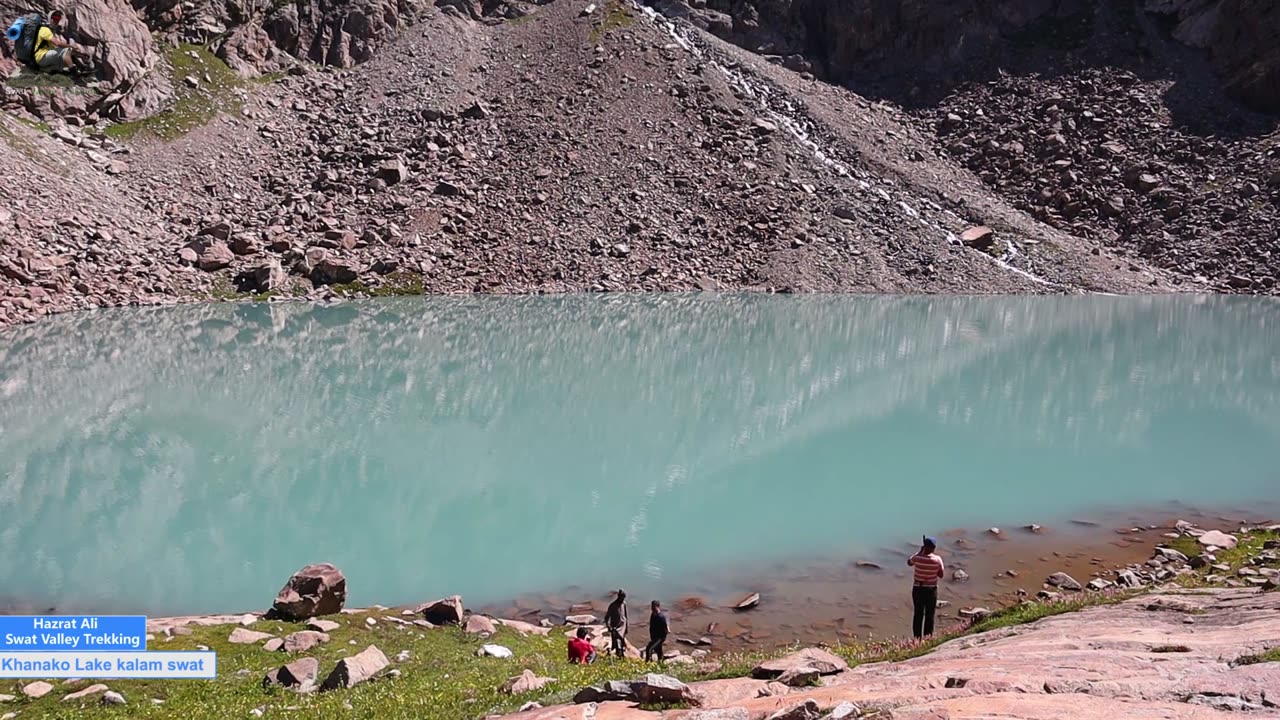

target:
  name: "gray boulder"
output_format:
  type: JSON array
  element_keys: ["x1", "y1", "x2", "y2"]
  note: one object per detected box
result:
[
  {"x1": 237, "y1": 260, "x2": 287, "y2": 293},
  {"x1": 1046, "y1": 572, "x2": 1083, "y2": 591},
  {"x1": 264, "y1": 657, "x2": 319, "y2": 692},
  {"x1": 632, "y1": 674, "x2": 692, "y2": 705}
]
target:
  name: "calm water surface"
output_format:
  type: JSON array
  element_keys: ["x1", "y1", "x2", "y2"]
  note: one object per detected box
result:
[{"x1": 0, "y1": 295, "x2": 1277, "y2": 615}]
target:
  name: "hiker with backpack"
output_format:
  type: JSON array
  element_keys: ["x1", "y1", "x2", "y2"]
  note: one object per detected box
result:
[{"x1": 7, "y1": 10, "x2": 76, "y2": 73}]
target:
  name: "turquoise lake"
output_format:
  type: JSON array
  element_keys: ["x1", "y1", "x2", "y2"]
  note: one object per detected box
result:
[{"x1": 0, "y1": 295, "x2": 1277, "y2": 615}]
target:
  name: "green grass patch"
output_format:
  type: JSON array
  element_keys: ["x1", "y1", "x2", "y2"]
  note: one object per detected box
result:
[
  {"x1": 965, "y1": 591, "x2": 1133, "y2": 635},
  {"x1": 1164, "y1": 534, "x2": 1203, "y2": 559},
  {"x1": 330, "y1": 272, "x2": 426, "y2": 298},
  {"x1": 590, "y1": 0, "x2": 636, "y2": 42},
  {"x1": 15, "y1": 116, "x2": 52, "y2": 133},
  {"x1": 0, "y1": 591, "x2": 1134, "y2": 720},
  {"x1": 106, "y1": 43, "x2": 245, "y2": 141},
  {"x1": 824, "y1": 590, "x2": 1135, "y2": 671},
  {"x1": 1151, "y1": 645, "x2": 1191, "y2": 653},
  {"x1": 0, "y1": 614, "x2": 746, "y2": 720},
  {"x1": 1234, "y1": 647, "x2": 1280, "y2": 666},
  {"x1": 208, "y1": 274, "x2": 242, "y2": 301},
  {"x1": 212, "y1": 270, "x2": 427, "y2": 303},
  {"x1": 5, "y1": 70, "x2": 77, "y2": 91},
  {"x1": 1166, "y1": 528, "x2": 1279, "y2": 577},
  {"x1": 208, "y1": 273, "x2": 304, "y2": 302},
  {"x1": 0, "y1": 114, "x2": 57, "y2": 170}
]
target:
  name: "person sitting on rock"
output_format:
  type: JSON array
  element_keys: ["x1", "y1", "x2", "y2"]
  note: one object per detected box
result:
[
  {"x1": 604, "y1": 588, "x2": 628, "y2": 658},
  {"x1": 567, "y1": 626, "x2": 596, "y2": 665},
  {"x1": 30, "y1": 11, "x2": 75, "y2": 73},
  {"x1": 643, "y1": 600, "x2": 669, "y2": 662}
]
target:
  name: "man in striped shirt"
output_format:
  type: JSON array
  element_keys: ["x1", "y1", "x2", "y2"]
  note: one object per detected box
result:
[{"x1": 907, "y1": 536, "x2": 944, "y2": 638}]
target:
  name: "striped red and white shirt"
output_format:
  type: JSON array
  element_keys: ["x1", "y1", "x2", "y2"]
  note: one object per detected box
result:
[{"x1": 908, "y1": 553, "x2": 945, "y2": 586}]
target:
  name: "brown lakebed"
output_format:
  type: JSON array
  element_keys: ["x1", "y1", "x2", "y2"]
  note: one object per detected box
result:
[{"x1": 475, "y1": 505, "x2": 1275, "y2": 653}]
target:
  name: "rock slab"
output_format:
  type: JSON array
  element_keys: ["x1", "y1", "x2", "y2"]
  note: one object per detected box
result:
[
  {"x1": 501, "y1": 669, "x2": 556, "y2": 694},
  {"x1": 320, "y1": 645, "x2": 389, "y2": 691},
  {"x1": 228, "y1": 628, "x2": 275, "y2": 644},
  {"x1": 751, "y1": 648, "x2": 848, "y2": 679},
  {"x1": 282, "y1": 630, "x2": 330, "y2": 653},
  {"x1": 21, "y1": 682, "x2": 53, "y2": 699}
]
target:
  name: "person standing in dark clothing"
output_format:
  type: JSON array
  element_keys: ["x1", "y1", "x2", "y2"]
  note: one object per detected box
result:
[
  {"x1": 643, "y1": 600, "x2": 669, "y2": 662},
  {"x1": 907, "y1": 536, "x2": 945, "y2": 639},
  {"x1": 604, "y1": 589, "x2": 628, "y2": 658}
]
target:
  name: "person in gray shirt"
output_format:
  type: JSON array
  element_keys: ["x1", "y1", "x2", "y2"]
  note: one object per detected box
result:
[{"x1": 604, "y1": 588, "x2": 628, "y2": 658}]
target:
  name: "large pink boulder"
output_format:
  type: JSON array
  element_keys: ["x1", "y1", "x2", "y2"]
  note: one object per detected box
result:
[{"x1": 272, "y1": 563, "x2": 347, "y2": 620}]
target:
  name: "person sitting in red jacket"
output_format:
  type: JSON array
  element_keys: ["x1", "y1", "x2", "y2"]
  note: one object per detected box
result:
[{"x1": 568, "y1": 626, "x2": 596, "y2": 664}]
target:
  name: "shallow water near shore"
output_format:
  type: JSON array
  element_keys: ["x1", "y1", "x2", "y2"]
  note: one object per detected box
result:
[{"x1": 0, "y1": 295, "x2": 1277, "y2": 625}]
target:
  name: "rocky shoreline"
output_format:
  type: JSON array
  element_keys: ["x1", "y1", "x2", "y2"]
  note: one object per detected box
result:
[
  {"x1": 508, "y1": 585, "x2": 1280, "y2": 718},
  {"x1": 3, "y1": 519, "x2": 1274, "y2": 718},
  {"x1": 138, "y1": 516, "x2": 1278, "y2": 657}
]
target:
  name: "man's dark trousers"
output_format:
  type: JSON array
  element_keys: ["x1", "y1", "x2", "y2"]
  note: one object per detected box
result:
[
  {"x1": 912, "y1": 585, "x2": 938, "y2": 638},
  {"x1": 643, "y1": 636, "x2": 665, "y2": 662},
  {"x1": 608, "y1": 626, "x2": 626, "y2": 657}
]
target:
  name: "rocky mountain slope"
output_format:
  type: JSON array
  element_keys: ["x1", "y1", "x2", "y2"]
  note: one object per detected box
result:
[
  {"x1": 656, "y1": 0, "x2": 1280, "y2": 290},
  {"x1": 0, "y1": 0, "x2": 1277, "y2": 326}
]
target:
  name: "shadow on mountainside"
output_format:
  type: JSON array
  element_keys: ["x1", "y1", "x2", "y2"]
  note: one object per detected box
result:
[{"x1": 833, "y1": 2, "x2": 1277, "y2": 141}]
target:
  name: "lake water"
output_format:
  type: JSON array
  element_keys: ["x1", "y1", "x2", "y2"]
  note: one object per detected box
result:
[{"x1": 0, "y1": 295, "x2": 1277, "y2": 617}]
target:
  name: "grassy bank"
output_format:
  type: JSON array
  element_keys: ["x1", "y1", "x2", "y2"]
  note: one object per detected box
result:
[
  {"x1": 7, "y1": 528, "x2": 1275, "y2": 719},
  {"x1": 105, "y1": 44, "x2": 245, "y2": 141},
  {"x1": 5, "y1": 593, "x2": 1131, "y2": 720}
]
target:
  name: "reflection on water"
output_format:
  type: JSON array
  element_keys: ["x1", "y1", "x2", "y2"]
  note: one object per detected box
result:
[{"x1": 0, "y1": 295, "x2": 1277, "y2": 614}]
